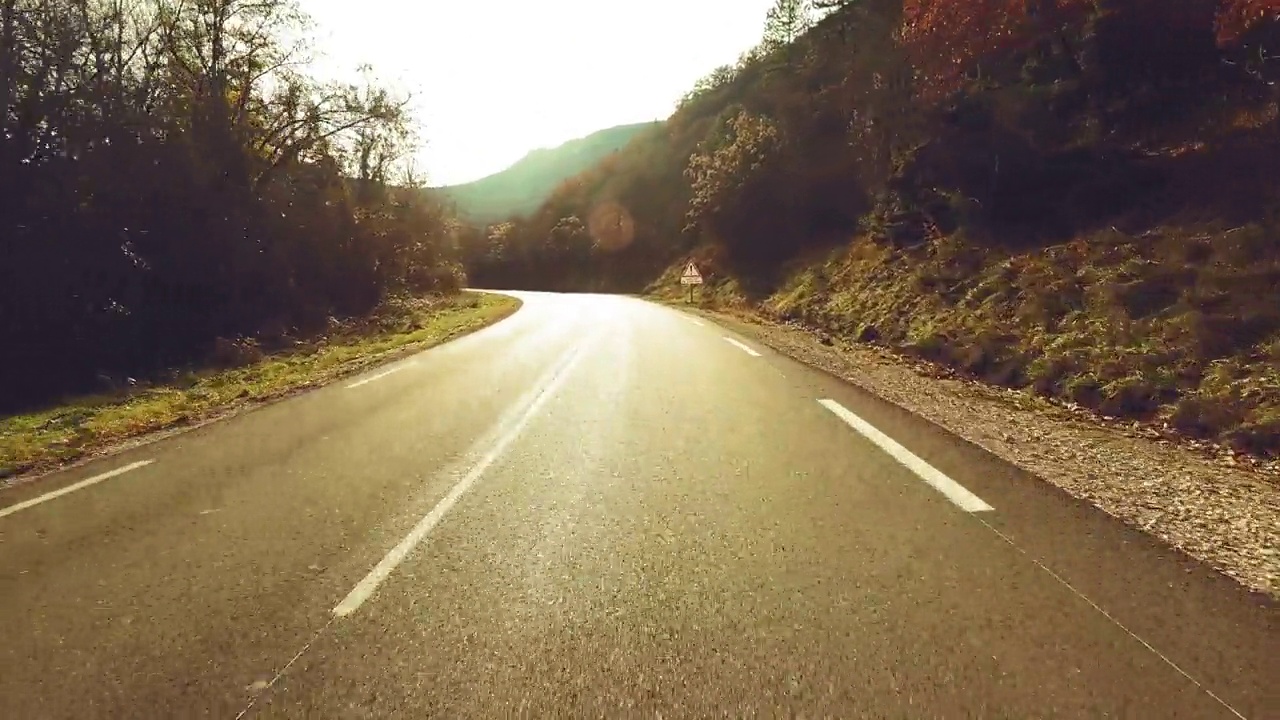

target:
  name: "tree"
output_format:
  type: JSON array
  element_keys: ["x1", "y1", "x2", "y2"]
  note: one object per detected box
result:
[
  {"x1": 685, "y1": 110, "x2": 784, "y2": 264},
  {"x1": 899, "y1": 0, "x2": 1094, "y2": 98},
  {"x1": 1218, "y1": 0, "x2": 1280, "y2": 43},
  {"x1": 678, "y1": 64, "x2": 738, "y2": 110},
  {"x1": 762, "y1": 0, "x2": 814, "y2": 51},
  {"x1": 0, "y1": 0, "x2": 459, "y2": 411}
]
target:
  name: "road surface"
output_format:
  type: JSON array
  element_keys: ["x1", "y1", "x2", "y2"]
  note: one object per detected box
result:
[{"x1": 0, "y1": 291, "x2": 1274, "y2": 719}]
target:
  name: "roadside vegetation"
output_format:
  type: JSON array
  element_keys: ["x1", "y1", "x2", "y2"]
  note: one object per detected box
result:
[
  {"x1": 0, "y1": 0, "x2": 518, "y2": 476},
  {"x1": 463, "y1": 0, "x2": 1280, "y2": 458},
  {"x1": 2, "y1": 0, "x2": 469, "y2": 415},
  {"x1": 0, "y1": 292, "x2": 520, "y2": 479}
]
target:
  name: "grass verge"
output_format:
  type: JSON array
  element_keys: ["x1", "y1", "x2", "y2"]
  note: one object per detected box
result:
[
  {"x1": 649, "y1": 221, "x2": 1280, "y2": 463},
  {"x1": 0, "y1": 291, "x2": 521, "y2": 480}
]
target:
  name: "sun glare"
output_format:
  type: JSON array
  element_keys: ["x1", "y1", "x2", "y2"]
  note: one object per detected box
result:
[{"x1": 299, "y1": 0, "x2": 778, "y2": 185}]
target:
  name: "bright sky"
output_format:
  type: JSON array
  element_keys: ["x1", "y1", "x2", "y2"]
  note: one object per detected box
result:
[{"x1": 301, "y1": 0, "x2": 777, "y2": 186}]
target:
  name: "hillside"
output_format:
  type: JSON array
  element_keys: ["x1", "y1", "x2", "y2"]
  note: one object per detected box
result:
[
  {"x1": 435, "y1": 122, "x2": 660, "y2": 223},
  {"x1": 462, "y1": 0, "x2": 1280, "y2": 457}
]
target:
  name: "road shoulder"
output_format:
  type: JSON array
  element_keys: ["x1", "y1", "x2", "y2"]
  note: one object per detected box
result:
[{"x1": 661, "y1": 300, "x2": 1279, "y2": 599}]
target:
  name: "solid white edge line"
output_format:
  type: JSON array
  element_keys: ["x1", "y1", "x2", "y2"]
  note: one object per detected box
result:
[
  {"x1": 0, "y1": 460, "x2": 155, "y2": 520},
  {"x1": 346, "y1": 363, "x2": 410, "y2": 389},
  {"x1": 723, "y1": 337, "x2": 762, "y2": 357},
  {"x1": 820, "y1": 395, "x2": 1243, "y2": 716},
  {"x1": 975, "y1": 520, "x2": 1248, "y2": 719},
  {"x1": 332, "y1": 339, "x2": 592, "y2": 617},
  {"x1": 818, "y1": 399, "x2": 993, "y2": 513}
]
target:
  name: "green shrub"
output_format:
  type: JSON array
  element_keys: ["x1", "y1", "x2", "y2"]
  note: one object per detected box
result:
[
  {"x1": 906, "y1": 326, "x2": 951, "y2": 362},
  {"x1": 1099, "y1": 375, "x2": 1162, "y2": 417},
  {"x1": 1229, "y1": 405, "x2": 1280, "y2": 457},
  {"x1": 1065, "y1": 373, "x2": 1103, "y2": 407},
  {"x1": 1028, "y1": 355, "x2": 1073, "y2": 396},
  {"x1": 1169, "y1": 396, "x2": 1245, "y2": 438}
]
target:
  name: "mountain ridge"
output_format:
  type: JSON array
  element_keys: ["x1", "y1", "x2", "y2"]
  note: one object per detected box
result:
[{"x1": 435, "y1": 122, "x2": 660, "y2": 224}]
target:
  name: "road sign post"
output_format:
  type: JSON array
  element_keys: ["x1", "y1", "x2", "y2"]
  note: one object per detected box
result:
[{"x1": 679, "y1": 261, "x2": 703, "y2": 303}]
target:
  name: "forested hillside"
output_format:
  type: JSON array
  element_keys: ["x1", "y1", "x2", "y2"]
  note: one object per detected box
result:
[
  {"x1": 434, "y1": 122, "x2": 659, "y2": 224},
  {"x1": 2, "y1": 0, "x2": 465, "y2": 411},
  {"x1": 463, "y1": 0, "x2": 1280, "y2": 455}
]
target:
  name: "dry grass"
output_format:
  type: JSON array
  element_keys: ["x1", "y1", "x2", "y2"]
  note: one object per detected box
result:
[
  {"x1": 769, "y1": 224, "x2": 1280, "y2": 457},
  {"x1": 0, "y1": 291, "x2": 521, "y2": 479},
  {"x1": 654, "y1": 218, "x2": 1280, "y2": 460}
]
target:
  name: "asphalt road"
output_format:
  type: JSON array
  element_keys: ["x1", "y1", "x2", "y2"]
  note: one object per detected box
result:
[{"x1": 0, "y1": 291, "x2": 1275, "y2": 719}]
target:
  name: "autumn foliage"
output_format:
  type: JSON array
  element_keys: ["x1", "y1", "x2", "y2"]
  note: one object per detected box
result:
[
  {"x1": 899, "y1": 0, "x2": 1093, "y2": 96},
  {"x1": 1217, "y1": 0, "x2": 1280, "y2": 43},
  {"x1": 901, "y1": 0, "x2": 1278, "y2": 97},
  {"x1": 469, "y1": 0, "x2": 1280, "y2": 285}
]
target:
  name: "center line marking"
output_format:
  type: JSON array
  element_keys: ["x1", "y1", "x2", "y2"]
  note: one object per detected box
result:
[
  {"x1": 0, "y1": 460, "x2": 155, "y2": 520},
  {"x1": 818, "y1": 399, "x2": 993, "y2": 513},
  {"x1": 346, "y1": 363, "x2": 411, "y2": 389},
  {"x1": 723, "y1": 337, "x2": 762, "y2": 357},
  {"x1": 333, "y1": 338, "x2": 593, "y2": 617}
]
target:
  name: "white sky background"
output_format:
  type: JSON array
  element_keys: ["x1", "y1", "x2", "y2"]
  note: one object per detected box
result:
[{"x1": 299, "y1": 0, "x2": 778, "y2": 186}]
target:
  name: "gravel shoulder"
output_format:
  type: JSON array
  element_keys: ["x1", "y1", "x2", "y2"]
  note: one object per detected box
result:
[{"x1": 688, "y1": 304, "x2": 1280, "y2": 599}]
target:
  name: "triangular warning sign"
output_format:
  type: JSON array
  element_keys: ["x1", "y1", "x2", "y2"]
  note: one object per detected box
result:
[{"x1": 680, "y1": 262, "x2": 703, "y2": 285}]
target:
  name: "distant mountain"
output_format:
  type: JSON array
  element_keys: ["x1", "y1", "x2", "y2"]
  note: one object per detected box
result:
[{"x1": 434, "y1": 122, "x2": 660, "y2": 224}]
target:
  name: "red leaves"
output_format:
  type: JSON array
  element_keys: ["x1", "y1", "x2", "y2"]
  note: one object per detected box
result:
[
  {"x1": 1217, "y1": 0, "x2": 1280, "y2": 44},
  {"x1": 900, "y1": 0, "x2": 1276, "y2": 99},
  {"x1": 899, "y1": 0, "x2": 1091, "y2": 98}
]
